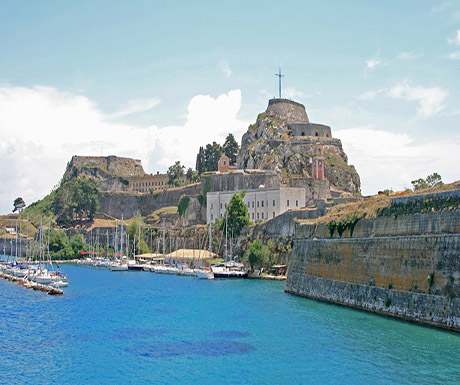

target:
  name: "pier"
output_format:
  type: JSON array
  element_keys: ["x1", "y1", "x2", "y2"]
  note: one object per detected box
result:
[{"x1": 0, "y1": 271, "x2": 63, "y2": 295}]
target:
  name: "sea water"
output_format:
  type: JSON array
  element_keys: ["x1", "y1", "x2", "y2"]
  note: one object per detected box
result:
[{"x1": 0, "y1": 263, "x2": 459, "y2": 384}]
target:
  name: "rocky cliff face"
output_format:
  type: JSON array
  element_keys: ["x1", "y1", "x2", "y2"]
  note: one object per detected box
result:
[
  {"x1": 237, "y1": 99, "x2": 361, "y2": 194},
  {"x1": 62, "y1": 155, "x2": 146, "y2": 192}
]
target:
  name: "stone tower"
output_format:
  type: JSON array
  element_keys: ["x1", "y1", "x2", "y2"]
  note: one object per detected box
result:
[{"x1": 312, "y1": 145, "x2": 324, "y2": 180}]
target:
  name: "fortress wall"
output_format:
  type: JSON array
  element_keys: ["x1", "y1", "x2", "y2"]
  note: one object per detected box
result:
[
  {"x1": 286, "y1": 207, "x2": 460, "y2": 331},
  {"x1": 208, "y1": 171, "x2": 280, "y2": 192},
  {"x1": 266, "y1": 99, "x2": 309, "y2": 123},
  {"x1": 290, "y1": 123, "x2": 332, "y2": 138},
  {"x1": 98, "y1": 184, "x2": 201, "y2": 220},
  {"x1": 71, "y1": 155, "x2": 145, "y2": 177}
]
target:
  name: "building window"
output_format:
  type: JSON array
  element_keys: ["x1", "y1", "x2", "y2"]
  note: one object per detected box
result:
[
  {"x1": 261, "y1": 201, "x2": 264, "y2": 207},
  {"x1": 247, "y1": 202, "x2": 249, "y2": 208},
  {"x1": 220, "y1": 203, "x2": 223, "y2": 209},
  {"x1": 252, "y1": 213, "x2": 254, "y2": 219},
  {"x1": 296, "y1": 200, "x2": 299, "y2": 207},
  {"x1": 273, "y1": 212, "x2": 275, "y2": 218},
  {"x1": 252, "y1": 201, "x2": 254, "y2": 208},
  {"x1": 211, "y1": 203, "x2": 213, "y2": 209},
  {"x1": 319, "y1": 161, "x2": 322, "y2": 166},
  {"x1": 273, "y1": 200, "x2": 276, "y2": 206},
  {"x1": 211, "y1": 214, "x2": 213, "y2": 221},
  {"x1": 257, "y1": 201, "x2": 259, "y2": 208},
  {"x1": 257, "y1": 213, "x2": 259, "y2": 219},
  {"x1": 224, "y1": 161, "x2": 226, "y2": 165},
  {"x1": 287, "y1": 200, "x2": 290, "y2": 207},
  {"x1": 262, "y1": 212, "x2": 264, "y2": 219}
]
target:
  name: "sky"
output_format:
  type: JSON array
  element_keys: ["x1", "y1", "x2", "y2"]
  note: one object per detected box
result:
[{"x1": 0, "y1": 0, "x2": 459, "y2": 213}]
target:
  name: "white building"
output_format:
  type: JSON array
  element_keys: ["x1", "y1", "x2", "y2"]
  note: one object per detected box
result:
[{"x1": 207, "y1": 187, "x2": 306, "y2": 224}]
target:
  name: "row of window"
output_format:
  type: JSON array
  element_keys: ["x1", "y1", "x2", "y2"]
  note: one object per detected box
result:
[
  {"x1": 210, "y1": 199, "x2": 299, "y2": 210},
  {"x1": 132, "y1": 180, "x2": 166, "y2": 187},
  {"x1": 210, "y1": 211, "x2": 277, "y2": 221}
]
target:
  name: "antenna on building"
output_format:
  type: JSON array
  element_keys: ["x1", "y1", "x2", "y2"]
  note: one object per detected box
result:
[{"x1": 275, "y1": 67, "x2": 284, "y2": 99}]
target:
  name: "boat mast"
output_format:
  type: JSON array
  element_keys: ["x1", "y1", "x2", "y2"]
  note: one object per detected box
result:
[
  {"x1": 15, "y1": 220, "x2": 18, "y2": 261},
  {"x1": 225, "y1": 210, "x2": 228, "y2": 262},
  {"x1": 209, "y1": 221, "x2": 212, "y2": 267},
  {"x1": 114, "y1": 223, "x2": 118, "y2": 260},
  {"x1": 19, "y1": 220, "x2": 22, "y2": 259},
  {"x1": 138, "y1": 214, "x2": 141, "y2": 259},
  {"x1": 120, "y1": 215, "x2": 124, "y2": 260},
  {"x1": 26, "y1": 217, "x2": 29, "y2": 261},
  {"x1": 162, "y1": 220, "x2": 165, "y2": 258}
]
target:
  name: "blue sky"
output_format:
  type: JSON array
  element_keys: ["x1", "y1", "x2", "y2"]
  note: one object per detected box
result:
[{"x1": 0, "y1": 0, "x2": 459, "y2": 213}]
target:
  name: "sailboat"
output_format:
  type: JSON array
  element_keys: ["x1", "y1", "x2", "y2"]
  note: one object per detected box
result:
[
  {"x1": 109, "y1": 215, "x2": 128, "y2": 271},
  {"x1": 196, "y1": 222, "x2": 214, "y2": 279},
  {"x1": 30, "y1": 219, "x2": 68, "y2": 286}
]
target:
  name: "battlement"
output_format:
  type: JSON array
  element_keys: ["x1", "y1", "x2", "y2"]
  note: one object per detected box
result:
[
  {"x1": 70, "y1": 155, "x2": 145, "y2": 177},
  {"x1": 289, "y1": 123, "x2": 332, "y2": 138},
  {"x1": 266, "y1": 98, "x2": 309, "y2": 124}
]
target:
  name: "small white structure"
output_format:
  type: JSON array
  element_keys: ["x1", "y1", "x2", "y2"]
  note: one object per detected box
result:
[{"x1": 207, "y1": 187, "x2": 306, "y2": 224}]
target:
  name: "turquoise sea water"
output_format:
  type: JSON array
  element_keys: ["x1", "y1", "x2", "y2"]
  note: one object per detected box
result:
[{"x1": 0, "y1": 263, "x2": 459, "y2": 384}]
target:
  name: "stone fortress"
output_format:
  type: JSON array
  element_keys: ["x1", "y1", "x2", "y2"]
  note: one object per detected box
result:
[{"x1": 65, "y1": 95, "x2": 361, "y2": 228}]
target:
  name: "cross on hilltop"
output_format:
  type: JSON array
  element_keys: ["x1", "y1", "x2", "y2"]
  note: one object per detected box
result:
[{"x1": 275, "y1": 67, "x2": 284, "y2": 99}]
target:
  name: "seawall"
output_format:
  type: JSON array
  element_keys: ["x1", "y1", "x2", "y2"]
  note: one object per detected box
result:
[{"x1": 286, "y1": 193, "x2": 460, "y2": 332}]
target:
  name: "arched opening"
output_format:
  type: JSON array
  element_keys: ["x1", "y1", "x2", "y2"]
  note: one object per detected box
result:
[
  {"x1": 315, "y1": 132, "x2": 319, "y2": 137},
  {"x1": 301, "y1": 132, "x2": 305, "y2": 136}
]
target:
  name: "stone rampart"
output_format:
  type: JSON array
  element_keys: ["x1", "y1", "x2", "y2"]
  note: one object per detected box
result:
[
  {"x1": 207, "y1": 170, "x2": 280, "y2": 192},
  {"x1": 98, "y1": 184, "x2": 201, "y2": 220},
  {"x1": 289, "y1": 123, "x2": 332, "y2": 138},
  {"x1": 286, "y1": 206, "x2": 460, "y2": 331},
  {"x1": 70, "y1": 155, "x2": 145, "y2": 177},
  {"x1": 266, "y1": 99, "x2": 309, "y2": 123}
]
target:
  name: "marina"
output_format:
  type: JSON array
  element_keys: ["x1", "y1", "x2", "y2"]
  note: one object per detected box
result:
[{"x1": 1, "y1": 262, "x2": 459, "y2": 384}]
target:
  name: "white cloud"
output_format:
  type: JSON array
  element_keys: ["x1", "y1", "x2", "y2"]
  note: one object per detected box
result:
[
  {"x1": 109, "y1": 97, "x2": 161, "y2": 118},
  {"x1": 335, "y1": 126, "x2": 460, "y2": 195},
  {"x1": 448, "y1": 29, "x2": 460, "y2": 45},
  {"x1": 219, "y1": 59, "x2": 232, "y2": 78},
  {"x1": 283, "y1": 87, "x2": 306, "y2": 99},
  {"x1": 448, "y1": 51, "x2": 460, "y2": 59},
  {"x1": 0, "y1": 86, "x2": 248, "y2": 213},
  {"x1": 387, "y1": 81, "x2": 448, "y2": 118},
  {"x1": 365, "y1": 58, "x2": 380, "y2": 70},
  {"x1": 357, "y1": 89, "x2": 385, "y2": 101},
  {"x1": 396, "y1": 51, "x2": 423, "y2": 60}
]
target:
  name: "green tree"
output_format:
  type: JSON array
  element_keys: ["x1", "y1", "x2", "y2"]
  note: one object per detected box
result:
[
  {"x1": 126, "y1": 221, "x2": 150, "y2": 256},
  {"x1": 178, "y1": 195, "x2": 190, "y2": 217},
  {"x1": 204, "y1": 142, "x2": 222, "y2": 172},
  {"x1": 426, "y1": 172, "x2": 442, "y2": 187},
  {"x1": 53, "y1": 177, "x2": 99, "y2": 226},
  {"x1": 185, "y1": 167, "x2": 194, "y2": 184},
  {"x1": 244, "y1": 238, "x2": 270, "y2": 270},
  {"x1": 223, "y1": 133, "x2": 239, "y2": 165},
  {"x1": 70, "y1": 234, "x2": 88, "y2": 257},
  {"x1": 45, "y1": 228, "x2": 73, "y2": 259},
  {"x1": 411, "y1": 173, "x2": 443, "y2": 191},
  {"x1": 167, "y1": 161, "x2": 185, "y2": 186},
  {"x1": 13, "y1": 197, "x2": 26, "y2": 213},
  {"x1": 218, "y1": 192, "x2": 249, "y2": 237},
  {"x1": 196, "y1": 146, "x2": 205, "y2": 174}
]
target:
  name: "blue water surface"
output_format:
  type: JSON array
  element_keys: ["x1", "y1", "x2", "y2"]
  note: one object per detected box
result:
[{"x1": 0, "y1": 264, "x2": 459, "y2": 384}]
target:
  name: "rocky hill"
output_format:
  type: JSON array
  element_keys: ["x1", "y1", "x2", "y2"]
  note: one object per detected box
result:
[
  {"x1": 62, "y1": 155, "x2": 146, "y2": 192},
  {"x1": 237, "y1": 99, "x2": 360, "y2": 194}
]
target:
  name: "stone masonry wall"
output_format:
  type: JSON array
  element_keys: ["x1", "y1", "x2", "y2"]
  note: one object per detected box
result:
[
  {"x1": 286, "y1": 205, "x2": 460, "y2": 331},
  {"x1": 98, "y1": 184, "x2": 201, "y2": 220},
  {"x1": 266, "y1": 99, "x2": 309, "y2": 123}
]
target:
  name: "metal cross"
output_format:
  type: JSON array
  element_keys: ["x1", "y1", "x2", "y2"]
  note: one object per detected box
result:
[{"x1": 275, "y1": 67, "x2": 284, "y2": 98}]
